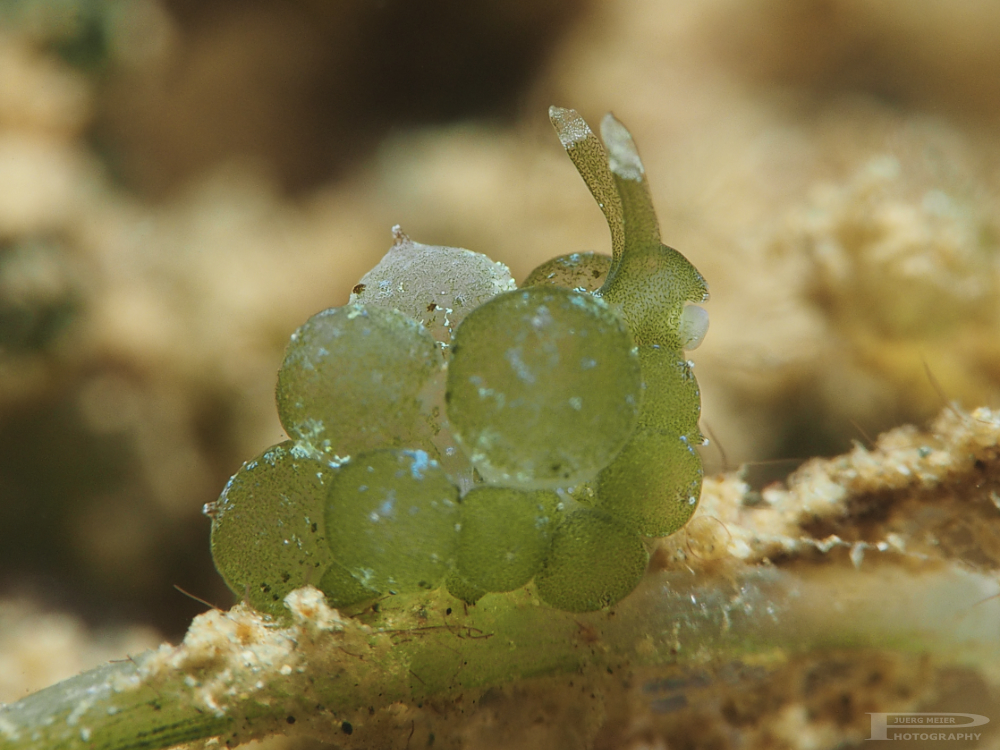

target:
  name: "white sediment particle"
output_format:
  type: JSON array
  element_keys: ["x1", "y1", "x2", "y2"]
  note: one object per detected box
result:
[
  {"x1": 849, "y1": 543, "x2": 866, "y2": 568},
  {"x1": 886, "y1": 533, "x2": 906, "y2": 552},
  {"x1": 138, "y1": 602, "x2": 305, "y2": 718},
  {"x1": 815, "y1": 535, "x2": 843, "y2": 553},
  {"x1": 285, "y1": 586, "x2": 347, "y2": 632}
]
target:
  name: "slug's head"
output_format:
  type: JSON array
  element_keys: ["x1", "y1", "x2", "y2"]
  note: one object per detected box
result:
[{"x1": 547, "y1": 106, "x2": 709, "y2": 352}]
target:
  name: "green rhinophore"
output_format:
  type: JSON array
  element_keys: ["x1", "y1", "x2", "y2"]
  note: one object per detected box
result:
[
  {"x1": 209, "y1": 441, "x2": 334, "y2": 616},
  {"x1": 456, "y1": 486, "x2": 560, "y2": 592},
  {"x1": 275, "y1": 303, "x2": 441, "y2": 458},
  {"x1": 534, "y1": 509, "x2": 649, "y2": 612},
  {"x1": 324, "y1": 449, "x2": 460, "y2": 593},
  {"x1": 446, "y1": 286, "x2": 642, "y2": 489},
  {"x1": 548, "y1": 106, "x2": 625, "y2": 263}
]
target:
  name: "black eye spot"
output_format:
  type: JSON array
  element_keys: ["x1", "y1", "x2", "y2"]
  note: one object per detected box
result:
[
  {"x1": 341, "y1": 721, "x2": 354, "y2": 735},
  {"x1": 286, "y1": 716, "x2": 296, "y2": 724}
]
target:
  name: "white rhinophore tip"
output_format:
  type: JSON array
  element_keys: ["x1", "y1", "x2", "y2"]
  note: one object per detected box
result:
[
  {"x1": 600, "y1": 113, "x2": 644, "y2": 181},
  {"x1": 679, "y1": 304, "x2": 709, "y2": 350},
  {"x1": 549, "y1": 106, "x2": 592, "y2": 148}
]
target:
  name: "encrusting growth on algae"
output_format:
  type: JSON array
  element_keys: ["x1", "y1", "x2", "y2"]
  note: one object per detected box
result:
[{"x1": 3, "y1": 108, "x2": 1000, "y2": 750}]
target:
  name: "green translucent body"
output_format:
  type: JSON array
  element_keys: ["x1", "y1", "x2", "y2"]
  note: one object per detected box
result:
[
  {"x1": 210, "y1": 107, "x2": 710, "y2": 617},
  {"x1": 534, "y1": 509, "x2": 649, "y2": 612},
  {"x1": 522, "y1": 252, "x2": 611, "y2": 292},
  {"x1": 275, "y1": 304, "x2": 440, "y2": 458},
  {"x1": 456, "y1": 486, "x2": 560, "y2": 592},
  {"x1": 209, "y1": 441, "x2": 334, "y2": 616},
  {"x1": 351, "y1": 227, "x2": 516, "y2": 345},
  {"x1": 446, "y1": 286, "x2": 641, "y2": 489},
  {"x1": 324, "y1": 449, "x2": 460, "y2": 593}
]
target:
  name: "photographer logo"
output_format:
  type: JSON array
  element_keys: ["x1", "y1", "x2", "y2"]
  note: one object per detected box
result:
[{"x1": 867, "y1": 713, "x2": 989, "y2": 741}]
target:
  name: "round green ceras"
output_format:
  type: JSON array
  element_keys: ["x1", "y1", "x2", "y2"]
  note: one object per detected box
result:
[
  {"x1": 521, "y1": 252, "x2": 611, "y2": 292},
  {"x1": 275, "y1": 303, "x2": 441, "y2": 459},
  {"x1": 534, "y1": 509, "x2": 649, "y2": 613},
  {"x1": 209, "y1": 441, "x2": 375, "y2": 616},
  {"x1": 445, "y1": 286, "x2": 642, "y2": 490},
  {"x1": 456, "y1": 486, "x2": 560, "y2": 593},
  {"x1": 596, "y1": 427, "x2": 703, "y2": 537},
  {"x1": 324, "y1": 449, "x2": 461, "y2": 594}
]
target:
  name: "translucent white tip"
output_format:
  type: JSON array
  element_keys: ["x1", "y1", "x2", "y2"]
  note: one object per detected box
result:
[
  {"x1": 549, "y1": 106, "x2": 592, "y2": 148},
  {"x1": 600, "y1": 113, "x2": 644, "y2": 181}
]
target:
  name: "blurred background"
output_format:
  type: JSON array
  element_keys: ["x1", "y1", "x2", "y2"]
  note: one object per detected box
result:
[{"x1": 3, "y1": 0, "x2": 1000, "y2": 702}]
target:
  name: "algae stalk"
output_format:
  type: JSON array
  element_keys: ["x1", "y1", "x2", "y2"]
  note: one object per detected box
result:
[{"x1": 3, "y1": 563, "x2": 998, "y2": 750}]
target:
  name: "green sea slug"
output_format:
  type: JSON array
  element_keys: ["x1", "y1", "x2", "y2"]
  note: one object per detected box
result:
[{"x1": 209, "y1": 107, "x2": 709, "y2": 613}]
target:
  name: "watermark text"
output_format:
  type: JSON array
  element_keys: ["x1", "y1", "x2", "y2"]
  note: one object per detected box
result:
[{"x1": 868, "y1": 713, "x2": 989, "y2": 741}]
